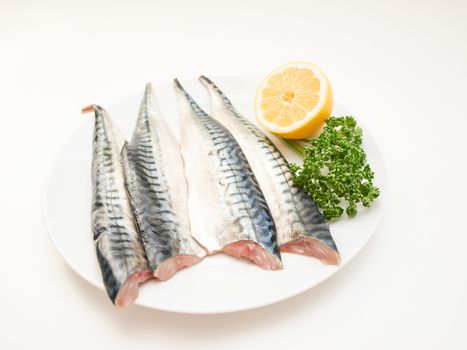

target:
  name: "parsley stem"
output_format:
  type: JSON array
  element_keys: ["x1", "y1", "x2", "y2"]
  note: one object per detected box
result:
[{"x1": 282, "y1": 139, "x2": 305, "y2": 156}]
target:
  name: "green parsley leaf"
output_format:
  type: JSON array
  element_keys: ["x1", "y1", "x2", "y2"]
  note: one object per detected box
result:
[{"x1": 288, "y1": 116, "x2": 380, "y2": 220}]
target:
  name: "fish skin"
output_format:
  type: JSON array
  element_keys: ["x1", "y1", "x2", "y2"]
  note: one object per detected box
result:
[
  {"x1": 199, "y1": 76, "x2": 340, "y2": 264},
  {"x1": 174, "y1": 79, "x2": 282, "y2": 270},
  {"x1": 121, "y1": 84, "x2": 205, "y2": 280},
  {"x1": 87, "y1": 104, "x2": 151, "y2": 307}
]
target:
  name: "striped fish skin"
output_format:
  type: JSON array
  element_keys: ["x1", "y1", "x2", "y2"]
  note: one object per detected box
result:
[
  {"x1": 86, "y1": 105, "x2": 151, "y2": 307},
  {"x1": 199, "y1": 76, "x2": 340, "y2": 265},
  {"x1": 174, "y1": 79, "x2": 282, "y2": 270},
  {"x1": 121, "y1": 84, "x2": 205, "y2": 281}
]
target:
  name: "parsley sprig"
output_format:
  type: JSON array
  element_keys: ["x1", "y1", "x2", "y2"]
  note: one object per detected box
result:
[{"x1": 288, "y1": 116, "x2": 380, "y2": 220}]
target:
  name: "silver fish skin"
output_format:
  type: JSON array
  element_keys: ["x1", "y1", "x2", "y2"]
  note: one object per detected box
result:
[
  {"x1": 174, "y1": 79, "x2": 282, "y2": 270},
  {"x1": 121, "y1": 84, "x2": 205, "y2": 281},
  {"x1": 86, "y1": 104, "x2": 151, "y2": 307},
  {"x1": 199, "y1": 76, "x2": 340, "y2": 265}
]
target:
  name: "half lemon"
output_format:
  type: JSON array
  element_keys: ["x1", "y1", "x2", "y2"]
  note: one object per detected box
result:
[{"x1": 255, "y1": 62, "x2": 333, "y2": 139}]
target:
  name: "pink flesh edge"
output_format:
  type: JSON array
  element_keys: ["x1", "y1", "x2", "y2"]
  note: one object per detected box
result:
[
  {"x1": 114, "y1": 270, "x2": 153, "y2": 308},
  {"x1": 154, "y1": 255, "x2": 203, "y2": 281},
  {"x1": 221, "y1": 240, "x2": 283, "y2": 270},
  {"x1": 281, "y1": 237, "x2": 341, "y2": 265}
]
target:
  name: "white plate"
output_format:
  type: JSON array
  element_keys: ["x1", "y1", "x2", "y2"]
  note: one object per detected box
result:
[{"x1": 42, "y1": 76, "x2": 386, "y2": 314}]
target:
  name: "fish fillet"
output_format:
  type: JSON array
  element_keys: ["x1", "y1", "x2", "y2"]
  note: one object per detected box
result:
[
  {"x1": 85, "y1": 105, "x2": 151, "y2": 307},
  {"x1": 121, "y1": 83, "x2": 206, "y2": 281},
  {"x1": 174, "y1": 79, "x2": 282, "y2": 270},
  {"x1": 199, "y1": 76, "x2": 340, "y2": 265}
]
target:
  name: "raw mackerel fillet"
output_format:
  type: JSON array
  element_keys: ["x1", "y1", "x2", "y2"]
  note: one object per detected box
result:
[
  {"x1": 85, "y1": 105, "x2": 151, "y2": 307},
  {"x1": 174, "y1": 79, "x2": 282, "y2": 270},
  {"x1": 121, "y1": 83, "x2": 205, "y2": 280}
]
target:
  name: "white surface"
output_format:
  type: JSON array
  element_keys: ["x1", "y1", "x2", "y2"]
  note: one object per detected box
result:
[
  {"x1": 43, "y1": 76, "x2": 385, "y2": 313},
  {"x1": 1, "y1": 0, "x2": 466, "y2": 348}
]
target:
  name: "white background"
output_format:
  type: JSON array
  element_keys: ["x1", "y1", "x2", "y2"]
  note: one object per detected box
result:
[{"x1": 1, "y1": 0, "x2": 466, "y2": 349}]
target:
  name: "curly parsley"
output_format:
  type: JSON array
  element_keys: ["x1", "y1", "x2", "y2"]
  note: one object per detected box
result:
[{"x1": 288, "y1": 116, "x2": 380, "y2": 220}]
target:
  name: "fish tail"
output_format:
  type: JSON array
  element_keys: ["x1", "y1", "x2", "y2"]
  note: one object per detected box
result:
[
  {"x1": 134, "y1": 83, "x2": 155, "y2": 132},
  {"x1": 82, "y1": 105, "x2": 97, "y2": 114},
  {"x1": 144, "y1": 82, "x2": 153, "y2": 94},
  {"x1": 82, "y1": 104, "x2": 106, "y2": 115},
  {"x1": 173, "y1": 79, "x2": 208, "y2": 117},
  {"x1": 198, "y1": 75, "x2": 215, "y2": 87},
  {"x1": 199, "y1": 75, "x2": 234, "y2": 108},
  {"x1": 173, "y1": 78, "x2": 185, "y2": 94}
]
